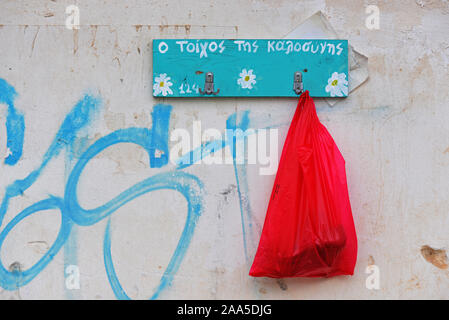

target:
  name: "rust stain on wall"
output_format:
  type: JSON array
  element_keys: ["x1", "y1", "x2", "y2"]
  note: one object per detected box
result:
[
  {"x1": 406, "y1": 275, "x2": 421, "y2": 290},
  {"x1": 90, "y1": 25, "x2": 98, "y2": 48},
  {"x1": 30, "y1": 26, "x2": 40, "y2": 56},
  {"x1": 421, "y1": 245, "x2": 448, "y2": 269},
  {"x1": 73, "y1": 29, "x2": 79, "y2": 54},
  {"x1": 159, "y1": 24, "x2": 168, "y2": 32}
]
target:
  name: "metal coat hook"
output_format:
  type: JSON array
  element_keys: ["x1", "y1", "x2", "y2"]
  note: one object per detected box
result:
[
  {"x1": 199, "y1": 72, "x2": 220, "y2": 95},
  {"x1": 293, "y1": 71, "x2": 303, "y2": 95}
]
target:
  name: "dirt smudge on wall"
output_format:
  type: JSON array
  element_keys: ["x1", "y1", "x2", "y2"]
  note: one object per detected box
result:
[{"x1": 276, "y1": 279, "x2": 288, "y2": 291}]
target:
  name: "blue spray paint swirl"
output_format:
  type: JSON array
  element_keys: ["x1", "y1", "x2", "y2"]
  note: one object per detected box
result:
[
  {"x1": 0, "y1": 93, "x2": 101, "y2": 226},
  {"x1": 103, "y1": 171, "x2": 203, "y2": 300},
  {"x1": 0, "y1": 196, "x2": 73, "y2": 290}
]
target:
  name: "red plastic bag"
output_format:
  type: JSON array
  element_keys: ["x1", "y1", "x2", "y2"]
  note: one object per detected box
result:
[{"x1": 249, "y1": 91, "x2": 357, "y2": 278}]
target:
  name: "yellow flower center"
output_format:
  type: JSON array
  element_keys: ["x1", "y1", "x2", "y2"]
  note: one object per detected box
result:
[
  {"x1": 160, "y1": 81, "x2": 164, "y2": 87},
  {"x1": 244, "y1": 75, "x2": 250, "y2": 81},
  {"x1": 331, "y1": 79, "x2": 338, "y2": 86}
]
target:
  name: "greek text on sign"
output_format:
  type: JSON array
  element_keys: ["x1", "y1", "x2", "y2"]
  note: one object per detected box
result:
[{"x1": 153, "y1": 39, "x2": 348, "y2": 98}]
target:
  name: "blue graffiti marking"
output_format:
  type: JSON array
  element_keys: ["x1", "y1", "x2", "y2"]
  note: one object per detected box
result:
[
  {"x1": 226, "y1": 112, "x2": 255, "y2": 261},
  {"x1": 0, "y1": 196, "x2": 73, "y2": 290},
  {"x1": 173, "y1": 111, "x2": 255, "y2": 260},
  {"x1": 63, "y1": 104, "x2": 205, "y2": 299},
  {"x1": 0, "y1": 93, "x2": 101, "y2": 226},
  {"x1": 0, "y1": 83, "x2": 204, "y2": 300},
  {"x1": 0, "y1": 79, "x2": 25, "y2": 166},
  {"x1": 103, "y1": 171, "x2": 204, "y2": 300},
  {"x1": 149, "y1": 105, "x2": 172, "y2": 168},
  {"x1": 65, "y1": 105, "x2": 172, "y2": 226}
]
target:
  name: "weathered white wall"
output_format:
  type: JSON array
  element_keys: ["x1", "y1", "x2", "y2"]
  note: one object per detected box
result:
[{"x1": 0, "y1": 0, "x2": 449, "y2": 299}]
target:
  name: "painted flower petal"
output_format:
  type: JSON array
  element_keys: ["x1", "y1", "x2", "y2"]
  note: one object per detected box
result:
[
  {"x1": 340, "y1": 84, "x2": 348, "y2": 95},
  {"x1": 333, "y1": 85, "x2": 344, "y2": 97},
  {"x1": 238, "y1": 68, "x2": 256, "y2": 89},
  {"x1": 153, "y1": 86, "x2": 161, "y2": 95},
  {"x1": 326, "y1": 72, "x2": 348, "y2": 96},
  {"x1": 338, "y1": 74, "x2": 348, "y2": 85}
]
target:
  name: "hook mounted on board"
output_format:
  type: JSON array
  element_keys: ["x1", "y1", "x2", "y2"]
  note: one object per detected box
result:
[
  {"x1": 293, "y1": 71, "x2": 303, "y2": 95},
  {"x1": 199, "y1": 72, "x2": 220, "y2": 95}
]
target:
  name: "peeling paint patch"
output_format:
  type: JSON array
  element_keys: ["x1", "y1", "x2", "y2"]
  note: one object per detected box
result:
[
  {"x1": 421, "y1": 245, "x2": 448, "y2": 269},
  {"x1": 415, "y1": 0, "x2": 449, "y2": 14},
  {"x1": 104, "y1": 110, "x2": 126, "y2": 131},
  {"x1": 28, "y1": 240, "x2": 50, "y2": 254}
]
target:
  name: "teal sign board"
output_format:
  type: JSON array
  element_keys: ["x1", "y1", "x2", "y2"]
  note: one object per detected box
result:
[{"x1": 152, "y1": 39, "x2": 348, "y2": 98}]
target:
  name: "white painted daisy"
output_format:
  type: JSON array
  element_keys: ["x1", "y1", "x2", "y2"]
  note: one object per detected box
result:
[
  {"x1": 237, "y1": 69, "x2": 256, "y2": 89},
  {"x1": 153, "y1": 73, "x2": 173, "y2": 96},
  {"x1": 325, "y1": 72, "x2": 348, "y2": 97}
]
